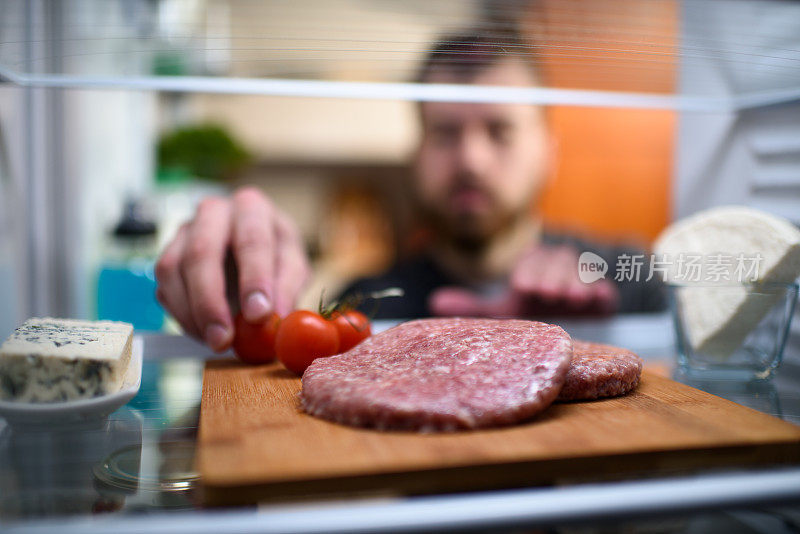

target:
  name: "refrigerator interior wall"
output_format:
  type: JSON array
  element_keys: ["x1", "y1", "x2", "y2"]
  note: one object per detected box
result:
[
  {"x1": 0, "y1": 87, "x2": 22, "y2": 340},
  {"x1": 1, "y1": 0, "x2": 157, "y2": 325},
  {"x1": 0, "y1": 4, "x2": 32, "y2": 337},
  {"x1": 677, "y1": 104, "x2": 800, "y2": 224},
  {"x1": 676, "y1": 0, "x2": 800, "y2": 223}
]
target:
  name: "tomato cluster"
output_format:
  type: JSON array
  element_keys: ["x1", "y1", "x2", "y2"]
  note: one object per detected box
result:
[{"x1": 231, "y1": 308, "x2": 371, "y2": 375}]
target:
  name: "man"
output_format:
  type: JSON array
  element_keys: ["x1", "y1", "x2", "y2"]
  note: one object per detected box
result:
[{"x1": 155, "y1": 30, "x2": 663, "y2": 352}]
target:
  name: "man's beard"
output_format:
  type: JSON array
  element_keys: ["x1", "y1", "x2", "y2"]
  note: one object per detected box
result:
[{"x1": 419, "y1": 196, "x2": 522, "y2": 254}]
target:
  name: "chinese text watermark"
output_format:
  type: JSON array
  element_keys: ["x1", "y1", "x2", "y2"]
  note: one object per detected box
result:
[{"x1": 578, "y1": 252, "x2": 762, "y2": 283}]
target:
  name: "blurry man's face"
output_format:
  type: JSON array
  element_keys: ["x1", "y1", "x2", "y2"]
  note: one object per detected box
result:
[{"x1": 415, "y1": 58, "x2": 550, "y2": 249}]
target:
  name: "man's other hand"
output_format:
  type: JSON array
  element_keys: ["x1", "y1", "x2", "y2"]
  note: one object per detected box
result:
[{"x1": 428, "y1": 244, "x2": 618, "y2": 318}]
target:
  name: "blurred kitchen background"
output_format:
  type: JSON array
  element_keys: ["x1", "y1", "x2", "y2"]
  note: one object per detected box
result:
[{"x1": 0, "y1": 0, "x2": 799, "y2": 338}]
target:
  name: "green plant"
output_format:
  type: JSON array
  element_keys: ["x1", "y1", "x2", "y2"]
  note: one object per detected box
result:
[{"x1": 156, "y1": 123, "x2": 251, "y2": 182}]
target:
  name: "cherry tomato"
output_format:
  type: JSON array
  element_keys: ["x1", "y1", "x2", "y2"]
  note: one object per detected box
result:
[
  {"x1": 232, "y1": 311, "x2": 280, "y2": 365},
  {"x1": 330, "y1": 310, "x2": 371, "y2": 353},
  {"x1": 276, "y1": 310, "x2": 340, "y2": 375}
]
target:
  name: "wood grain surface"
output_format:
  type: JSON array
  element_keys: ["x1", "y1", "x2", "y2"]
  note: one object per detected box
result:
[{"x1": 197, "y1": 358, "x2": 800, "y2": 505}]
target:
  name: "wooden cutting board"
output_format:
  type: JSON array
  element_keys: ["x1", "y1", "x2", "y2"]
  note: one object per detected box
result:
[{"x1": 197, "y1": 358, "x2": 800, "y2": 506}]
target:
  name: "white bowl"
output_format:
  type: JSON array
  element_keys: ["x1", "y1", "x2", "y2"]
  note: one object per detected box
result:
[{"x1": 0, "y1": 336, "x2": 143, "y2": 429}]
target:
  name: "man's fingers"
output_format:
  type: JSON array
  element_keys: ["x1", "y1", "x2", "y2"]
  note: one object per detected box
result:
[
  {"x1": 564, "y1": 269, "x2": 595, "y2": 307},
  {"x1": 272, "y1": 245, "x2": 309, "y2": 316},
  {"x1": 154, "y1": 224, "x2": 201, "y2": 338},
  {"x1": 181, "y1": 197, "x2": 234, "y2": 351},
  {"x1": 587, "y1": 279, "x2": 620, "y2": 314},
  {"x1": 231, "y1": 187, "x2": 277, "y2": 322},
  {"x1": 526, "y1": 245, "x2": 576, "y2": 300},
  {"x1": 153, "y1": 186, "x2": 310, "y2": 351},
  {"x1": 509, "y1": 244, "x2": 620, "y2": 317},
  {"x1": 272, "y1": 208, "x2": 310, "y2": 316},
  {"x1": 429, "y1": 287, "x2": 522, "y2": 318},
  {"x1": 510, "y1": 245, "x2": 549, "y2": 292},
  {"x1": 428, "y1": 287, "x2": 486, "y2": 317}
]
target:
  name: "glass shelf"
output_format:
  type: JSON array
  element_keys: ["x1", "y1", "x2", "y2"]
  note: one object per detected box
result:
[
  {"x1": 2, "y1": 0, "x2": 799, "y2": 111},
  {"x1": 1, "y1": 325, "x2": 799, "y2": 531}
]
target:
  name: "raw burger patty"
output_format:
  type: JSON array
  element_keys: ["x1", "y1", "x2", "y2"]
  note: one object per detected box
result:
[
  {"x1": 300, "y1": 318, "x2": 572, "y2": 432},
  {"x1": 557, "y1": 340, "x2": 643, "y2": 401}
]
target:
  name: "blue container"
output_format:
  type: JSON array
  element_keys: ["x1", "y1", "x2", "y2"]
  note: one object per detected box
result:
[
  {"x1": 96, "y1": 200, "x2": 165, "y2": 331},
  {"x1": 97, "y1": 259, "x2": 164, "y2": 331}
]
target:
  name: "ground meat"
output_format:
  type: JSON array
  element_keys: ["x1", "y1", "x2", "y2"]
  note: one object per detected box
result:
[
  {"x1": 557, "y1": 340, "x2": 643, "y2": 401},
  {"x1": 300, "y1": 318, "x2": 572, "y2": 432}
]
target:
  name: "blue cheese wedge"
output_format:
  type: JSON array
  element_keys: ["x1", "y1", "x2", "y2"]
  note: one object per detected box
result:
[{"x1": 0, "y1": 318, "x2": 133, "y2": 402}]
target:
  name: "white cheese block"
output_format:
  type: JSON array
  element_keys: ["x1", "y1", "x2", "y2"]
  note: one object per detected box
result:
[
  {"x1": 0, "y1": 318, "x2": 133, "y2": 402},
  {"x1": 654, "y1": 206, "x2": 800, "y2": 358}
]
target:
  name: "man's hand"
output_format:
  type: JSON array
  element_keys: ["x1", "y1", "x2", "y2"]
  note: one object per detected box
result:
[
  {"x1": 155, "y1": 187, "x2": 310, "y2": 351},
  {"x1": 428, "y1": 244, "x2": 618, "y2": 318}
]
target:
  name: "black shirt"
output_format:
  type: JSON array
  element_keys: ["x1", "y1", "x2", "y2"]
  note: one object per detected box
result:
[{"x1": 339, "y1": 233, "x2": 666, "y2": 319}]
